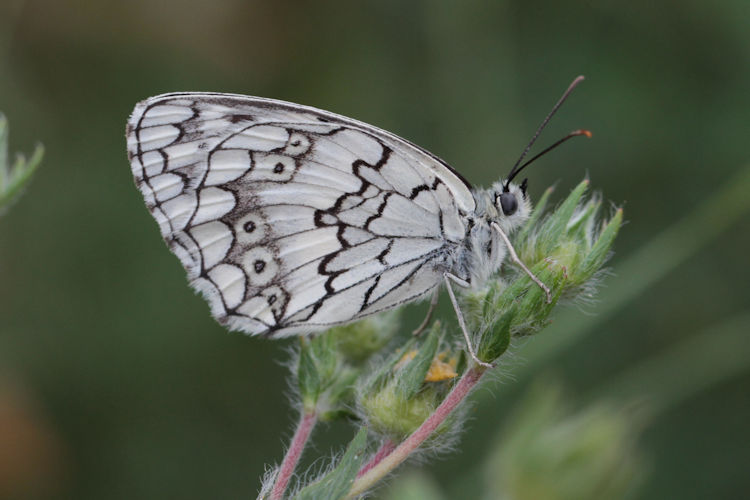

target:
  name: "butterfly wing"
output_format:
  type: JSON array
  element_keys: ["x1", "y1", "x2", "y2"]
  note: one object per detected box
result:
[{"x1": 126, "y1": 93, "x2": 476, "y2": 336}]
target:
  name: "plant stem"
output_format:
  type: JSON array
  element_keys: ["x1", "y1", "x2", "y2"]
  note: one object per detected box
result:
[
  {"x1": 270, "y1": 411, "x2": 317, "y2": 500},
  {"x1": 357, "y1": 439, "x2": 395, "y2": 478},
  {"x1": 346, "y1": 365, "x2": 486, "y2": 499}
]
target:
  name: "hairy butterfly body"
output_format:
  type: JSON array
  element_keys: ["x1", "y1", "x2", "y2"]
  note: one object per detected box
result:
[{"x1": 127, "y1": 81, "x2": 586, "y2": 363}]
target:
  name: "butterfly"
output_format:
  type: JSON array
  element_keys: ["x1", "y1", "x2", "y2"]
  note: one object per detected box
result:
[{"x1": 126, "y1": 77, "x2": 587, "y2": 366}]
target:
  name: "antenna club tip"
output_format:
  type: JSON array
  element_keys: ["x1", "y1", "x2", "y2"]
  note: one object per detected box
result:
[
  {"x1": 571, "y1": 129, "x2": 593, "y2": 138},
  {"x1": 569, "y1": 75, "x2": 586, "y2": 88}
]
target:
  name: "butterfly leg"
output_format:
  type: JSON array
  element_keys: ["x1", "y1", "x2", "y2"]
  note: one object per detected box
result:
[
  {"x1": 444, "y1": 273, "x2": 494, "y2": 369},
  {"x1": 491, "y1": 222, "x2": 552, "y2": 303},
  {"x1": 412, "y1": 289, "x2": 440, "y2": 336}
]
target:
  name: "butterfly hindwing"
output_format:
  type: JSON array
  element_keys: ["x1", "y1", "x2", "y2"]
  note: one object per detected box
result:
[{"x1": 127, "y1": 93, "x2": 474, "y2": 336}]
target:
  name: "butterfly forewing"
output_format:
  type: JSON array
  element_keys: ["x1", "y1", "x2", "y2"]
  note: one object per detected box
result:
[{"x1": 127, "y1": 93, "x2": 474, "y2": 336}]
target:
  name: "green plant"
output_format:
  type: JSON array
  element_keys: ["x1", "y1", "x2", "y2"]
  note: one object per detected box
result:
[{"x1": 259, "y1": 180, "x2": 622, "y2": 499}]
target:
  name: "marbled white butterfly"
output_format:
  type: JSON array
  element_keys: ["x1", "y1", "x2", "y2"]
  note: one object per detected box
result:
[{"x1": 126, "y1": 77, "x2": 587, "y2": 366}]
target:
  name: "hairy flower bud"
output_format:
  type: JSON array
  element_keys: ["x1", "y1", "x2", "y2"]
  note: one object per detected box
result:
[
  {"x1": 358, "y1": 324, "x2": 464, "y2": 440},
  {"x1": 462, "y1": 180, "x2": 622, "y2": 364}
]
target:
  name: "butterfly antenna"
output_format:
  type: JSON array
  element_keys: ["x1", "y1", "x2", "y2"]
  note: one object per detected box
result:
[
  {"x1": 510, "y1": 129, "x2": 592, "y2": 182},
  {"x1": 505, "y1": 75, "x2": 586, "y2": 190}
]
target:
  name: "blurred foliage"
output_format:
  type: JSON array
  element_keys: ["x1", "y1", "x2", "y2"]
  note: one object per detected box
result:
[
  {"x1": 0, "y1": 113, "x2": 42, "y2": 215},
  {"x1": 381, "y1": 471, "x2": 447, "y2": 500},
  {"x1": 1, "y1": 1, "x2": 748, "y2": 499},
  {"x1": 485, "y1": 381, "x2": 646, "y2": 500}
]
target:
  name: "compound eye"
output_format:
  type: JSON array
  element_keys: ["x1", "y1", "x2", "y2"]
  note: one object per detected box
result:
[{"x1": 499, "y1": 192, "x2": 518, "y2": 216}]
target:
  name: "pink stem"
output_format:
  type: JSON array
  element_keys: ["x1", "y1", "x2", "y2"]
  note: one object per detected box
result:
[
  {"x1": 347, "y1": 365, "x2": 486, "y2": 498},
  {"x1": 271, "y1": 411, "x2": 317, "y2": 500},
  {"x1": 357, "y1": 439, "x2": 396, "y2": 477}
]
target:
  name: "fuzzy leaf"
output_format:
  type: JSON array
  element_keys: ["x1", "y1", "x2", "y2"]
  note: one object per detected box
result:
[
  {"x1": 364, "y1": 336, "x2": 419, "y2": 394},
  {"x1": 539, "y1": 180, "x2": 589, "y2": 249},
  {"x1": 477, "y1": 308, "x2": 513, "y2": 362},
  {"x1": 297, "y1": 338, "x2": 322, "y2": 411},
  {"x1": 579, "y1": 208, "x2": 623, "y2": 279},
  {"x1": 566, "y1": 198, "x2": 600, "y2": 243},
  {"x1": 294, "y1": 427, "x2": 368, "y2": 500},
  {"x1": 517, "y1": 186, "x2": 554, "y2": 241},
  {"x1": 318, "y1": 365, "x2": 360, "y2": 422},
  {"x1": 396, "y1": 322, "x2": 441, "y2": 399}
]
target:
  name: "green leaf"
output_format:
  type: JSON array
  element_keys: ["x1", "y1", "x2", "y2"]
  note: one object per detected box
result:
[
  {"x1": 477, "y1": 309, "x2": 513, "y2": 362},
  {"x1": 318, "y1": 365, "x2": 361, "y2": 422},
  {"x1": 313, "y1": 334, "x2": 339, "y2": 387},
  {"x1": 515, "y1": 263, "x2": 566, "y2": 316},
  {"x1": 517, "y1": 185, "x2": 554, "y2": 242},
  {"x1": 294, "y1": 428, "x2": 368, "y2": 500},
  {"x1": 396, "y1": 322, "x2": 441, "y2": 399},
  {"x1": 579, "y1": 208, "x2": 623, "y2": 279},
  {"x1": 538, "y1": 180, "x2": 589, "y2": 250},
  {"x1": 363, "y1": 336, "x2": 419, "y2": 394},
  {"x1": 298, "y1": 337, "x2": 322, "y2": 411},
  {"x1": 566, "y1": 197, "x2": 600, "y2": 242}
]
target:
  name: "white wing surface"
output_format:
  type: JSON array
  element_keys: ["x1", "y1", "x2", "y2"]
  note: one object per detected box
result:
[{"x1": 126, "y1": 93, "x2": 474, "y2": 336}]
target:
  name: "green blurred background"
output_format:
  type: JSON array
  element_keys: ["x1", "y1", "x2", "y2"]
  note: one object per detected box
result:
[{"x1": 1, "y1": 1, "x2": 749, "y2": 498}]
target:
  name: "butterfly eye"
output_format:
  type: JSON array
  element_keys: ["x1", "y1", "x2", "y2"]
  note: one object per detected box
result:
[{"x1": 499, "y1": 192, "x2": 518, "y2": 216}]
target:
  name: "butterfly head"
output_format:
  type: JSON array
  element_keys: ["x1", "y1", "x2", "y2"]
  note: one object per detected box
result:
[
  {"x1": 480, "y1": 179, "x2": 532, "y2": 233},
  {"x1": 497, "y1": 178, "x2": 529, "y2": 217}
]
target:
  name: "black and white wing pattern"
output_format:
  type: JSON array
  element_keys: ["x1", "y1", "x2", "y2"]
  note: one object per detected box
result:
[{"x1": 126, "y1": 93, "x2": 476, "y2": 337}]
